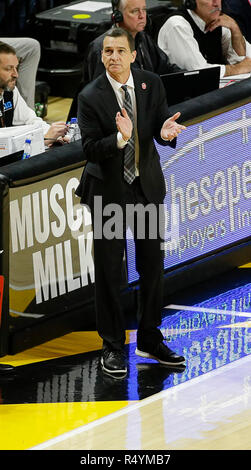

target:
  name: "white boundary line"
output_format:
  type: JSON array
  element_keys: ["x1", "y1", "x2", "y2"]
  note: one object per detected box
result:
[
  {"x1": 165, "y1": 304, "x2": 251, "y2": 318},
  {"x1": 29, "y1": 354, "x2": 251, "y2": 450}
]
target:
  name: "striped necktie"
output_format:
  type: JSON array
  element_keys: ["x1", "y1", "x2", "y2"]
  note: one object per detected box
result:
[{"x1": 121, "y1": 85, "x2": 136, "y2": 184}]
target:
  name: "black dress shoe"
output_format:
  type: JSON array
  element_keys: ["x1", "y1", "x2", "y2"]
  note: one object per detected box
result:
[
  {"x1": 0, "y1": 363, "x2": 15, "y2": 373},
  {"x1": 135, "y1": 342, "x2": 185, "y2": 366},
  {"x1": 101, "y1": 350, "x2": 127, "y2": 374}
]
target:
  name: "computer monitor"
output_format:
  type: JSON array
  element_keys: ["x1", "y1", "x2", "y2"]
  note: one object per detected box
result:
[{"x1": 160, "y1": 66, "x2": 221, "y2": 106}]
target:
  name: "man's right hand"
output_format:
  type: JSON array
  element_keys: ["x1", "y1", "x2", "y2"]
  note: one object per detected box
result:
[
  {"x1": 225, "y1": 57, "x2": 251, "y2": 76},
  {"x1": 115, "y1": 108, "x2": 133, "y2": 142},
  {"x1": 44, "y1": 121, "x2": 68, "y2": 146}
]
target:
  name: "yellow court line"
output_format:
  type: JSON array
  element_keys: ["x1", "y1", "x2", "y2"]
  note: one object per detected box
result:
[
  {"x1": 0, "y1": 401, "x2": 133, "y2": 450},
  {"x1": 31, "y1": 355, "x2": 251, "y2": 451},
  {"x1": 239, "y1": 262, "x2": 251, "y2": 268},
  {"x1": 0, "y1": 330, "x2": 137, "y2": 367},
  {"x1": 9, "y1": 287, "x2": 35, "y2": 314}
]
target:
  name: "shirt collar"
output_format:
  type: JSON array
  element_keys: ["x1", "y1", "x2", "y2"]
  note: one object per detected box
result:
[
  {"x1": 188, "y1": 9, "x2": 208, "y2": 33},
  {"x1": 106, "y1": 71, "x2": 134, "y2": 91}
]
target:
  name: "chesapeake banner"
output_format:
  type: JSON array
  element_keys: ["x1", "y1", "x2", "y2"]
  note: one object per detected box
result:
[{"x1": 127, "y1": 102, "x2": 251, "y2": 282}]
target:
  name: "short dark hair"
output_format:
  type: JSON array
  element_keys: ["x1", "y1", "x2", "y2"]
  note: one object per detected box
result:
[
  {"x1": 0, "y1": 41, "x2": 17, "y2": 56},
  {"x1": 103, "y1": 27, "x2": 135, "y2": 52}
]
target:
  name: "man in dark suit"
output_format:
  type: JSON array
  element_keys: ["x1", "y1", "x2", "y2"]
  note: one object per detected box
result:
[
  {"x1": 67, "y1": 0, "x2": 182, "y2": 120},
  {"x1": 76, "y1": 27, "x2": 186, "y2": 375}
]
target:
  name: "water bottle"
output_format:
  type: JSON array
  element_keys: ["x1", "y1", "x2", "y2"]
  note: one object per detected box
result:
[
  {"x1": 68, "y1": 117, "x2": 81, "y2": 142},
  {"x1": 22, "y1": 138, "x2": 32, "y2": 160}
]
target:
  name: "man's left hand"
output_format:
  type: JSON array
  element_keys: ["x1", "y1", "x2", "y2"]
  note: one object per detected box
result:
[{"x1": 160, "y1": 112, "x2": 186, "y2": 141}]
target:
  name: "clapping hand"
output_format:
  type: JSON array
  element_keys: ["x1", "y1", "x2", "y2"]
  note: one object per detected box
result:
[{"x1": 116, "y1": 108, "x2": 133, "y2": 142}]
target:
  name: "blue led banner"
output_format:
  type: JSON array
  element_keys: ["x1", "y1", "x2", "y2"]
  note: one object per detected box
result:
[{"x1": 127, "y1": 102, "x2": 251, "y2": 283}]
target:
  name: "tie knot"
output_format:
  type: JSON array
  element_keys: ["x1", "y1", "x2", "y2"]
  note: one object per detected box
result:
[{"x1": 121, "y1": 85, "x2": 128, "y2": 94}]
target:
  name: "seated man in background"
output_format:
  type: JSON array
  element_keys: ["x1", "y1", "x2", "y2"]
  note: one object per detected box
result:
[
  {"x1": 86, "y1": 0, "x2": 182, "y2": 81},
  {"x1": 222, "y1": 0, "x2": 251, "y2": 44},
  {"x1": 158, "y1": 0, "x2": 251, "y2": 78},
  {"x1": 0, "y1": 37, "x2": 40, "y2": 109},
  {"x1": 0, "y1": 42, "x2": 68, "y2": 147}
]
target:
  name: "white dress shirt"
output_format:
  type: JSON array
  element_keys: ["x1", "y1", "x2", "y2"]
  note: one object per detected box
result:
[
  {"x1": 106, "y1": 71, "x2": 140, "y2": 175},
  {"x1": 3, "y1": 86, "x2": 50, "y2": 134},
  {"x1": 158, "y1": 9, "x2": 251, "y2": 78}
]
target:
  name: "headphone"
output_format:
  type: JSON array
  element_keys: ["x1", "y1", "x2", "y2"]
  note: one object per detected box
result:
[
  {"x1": 111, "y1": 0, "x2": 124, "y2": 23},
  {"x1": 183, "y1": 0, "x2": 197, "y2": 10}
]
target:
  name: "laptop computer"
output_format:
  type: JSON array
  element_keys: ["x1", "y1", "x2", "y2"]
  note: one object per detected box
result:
[
  {"x1": 0, "y1": 149, "x2": 23, "y2": 167},
  {"x1": 160, "y1": 66, "x2": 221, "y2": 106}
]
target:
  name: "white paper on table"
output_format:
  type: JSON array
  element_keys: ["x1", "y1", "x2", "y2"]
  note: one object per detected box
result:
[
  {"x1": 0, "y1": 123, "x2": 45, "y2": 158},
  {"x1": 0, "y1": 136, "x2": 12, "y2": 157},
  {"x1": 64, "y1": 1, "x2": 111, "y2": 12},
  {"x1": 220, "y1": 72, "x2": 251, "y2": 88},
  {"x1": 220, "y1": 72, "x2": 251, "y2": 82}
]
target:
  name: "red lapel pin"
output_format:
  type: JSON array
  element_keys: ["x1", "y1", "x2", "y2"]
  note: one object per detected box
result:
[{"x1": 141, "y1": 82, "x2": 147, "y2": 90}]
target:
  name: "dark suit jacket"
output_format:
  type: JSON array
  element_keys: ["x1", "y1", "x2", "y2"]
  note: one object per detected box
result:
[{"x1": 76, "y1": 68, "x2": 175, "y2": 206}]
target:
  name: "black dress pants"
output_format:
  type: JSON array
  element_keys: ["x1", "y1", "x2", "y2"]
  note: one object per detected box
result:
[{"x1": 90, "y1": 176, "x2": 164, "y2": 352}]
